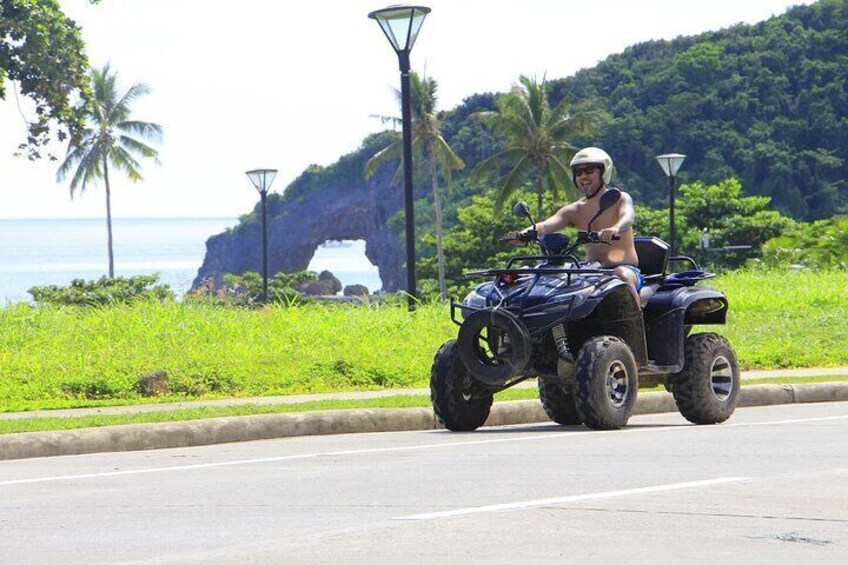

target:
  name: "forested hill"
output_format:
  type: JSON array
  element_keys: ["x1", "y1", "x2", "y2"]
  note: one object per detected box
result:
[
  {"x1": 278, "y1": 0, "x2": 845, "y2": 222},
  {"x1": 544, "y1": 0, "x2": 846, "y2": 220}
]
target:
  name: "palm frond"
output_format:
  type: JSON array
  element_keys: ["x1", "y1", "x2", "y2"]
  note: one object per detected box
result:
[
  {"x1": 519, "y1": 75, "x2": 548, "y2": 127},
  {"x1": 113, "y1": 83, "x2": 152, "y2": 122},
  {"x1": 68, "y1": 144, "x2": 104, "y2": 197},
  {"x1": 117, "y1": 120, "x2": 164, "y2": 143},
  {"x1": 110, "y1": 146, "x2": 143, "y2": 181},
  {"x1": 118, "y1": 135, "x2": 159, "y2": 160},
  {"x1": 494, "y1": 155, "x2": 534, "y2": 210},
  {"x1": 369, "y1": 113, "x2": 401, "y2": 128},
  {"x1": 470, "y1": 147, "x2": 529, "y2": 184},
  {"x1": 432, "y1": 135, "x2": 465, "y2": 176},
  {"x1": 364, "y1": 141, "x2": 403, "y2": 179},
  {"x1": 548, "y1": 154, "x2": 579, "y2": 199}
]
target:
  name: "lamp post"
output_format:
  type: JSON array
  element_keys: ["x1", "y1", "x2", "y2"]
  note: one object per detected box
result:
[
  {"x1": 655, "y1": 153, "x2": 686, "y2": 255},
  {"x1": 368, "y1": 4, "x2": 430, "y2": 310},
  {"x1": 246, "y1": 168, "x2": 277, "y2": 303}
]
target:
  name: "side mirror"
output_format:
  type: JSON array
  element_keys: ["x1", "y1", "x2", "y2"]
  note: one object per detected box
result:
[
  {"x1": 512, "y1": 201, "x2": 532, "y2": 220},
  {"x1": 512, "y1": 201, "x2": 535, "y2": 229},
  {"x1": 599, "y1": 188, "x2": 621, "y2": 213},
  {"x1": 588, "y1": 188, "x2": 622, "y2": 231}
]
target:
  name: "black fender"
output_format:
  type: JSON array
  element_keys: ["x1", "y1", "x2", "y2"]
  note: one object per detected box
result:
[
  {"x1": 566, "y1": 280, "x2": 649, "y2": 367},
  {"x1": 642, "y1": 285, "x2": 729, "y2": 371}
]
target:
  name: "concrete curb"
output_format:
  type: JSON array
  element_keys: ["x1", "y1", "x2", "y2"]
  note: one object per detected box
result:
[{"x1": 1, "y1": 382, "x2": 847, "y2": 461}]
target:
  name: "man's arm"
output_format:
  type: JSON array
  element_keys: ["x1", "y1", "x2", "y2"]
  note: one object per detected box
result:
[
  {"x1": 598, "y1": 192, "x2": 635, "y2": 242},
  {"x1": 532, "y1": 203, "x2": 577, "y2": 236}
]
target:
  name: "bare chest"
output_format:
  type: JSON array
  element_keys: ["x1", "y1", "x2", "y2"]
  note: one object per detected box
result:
[{"x1": 574, "y1": 201, "x2": 618, "y2": 230}]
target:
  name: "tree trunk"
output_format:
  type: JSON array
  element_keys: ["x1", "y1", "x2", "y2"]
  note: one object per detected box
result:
[
  {"x1": 537, "y1": 187, "x2": 544, "y2": 220},
  {"x1": 430, "y1": 155, "x2": 447, "y2": 301},
  {"x1": 103, "y1": 158, "x2": 115, "y2": 278}
]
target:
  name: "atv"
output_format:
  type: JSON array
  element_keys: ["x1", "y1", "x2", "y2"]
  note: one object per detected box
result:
[{"x1": 430, "y1": 189, "x2": 740, "y2": 431}]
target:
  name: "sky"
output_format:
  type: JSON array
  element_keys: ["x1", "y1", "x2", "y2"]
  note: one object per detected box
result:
[{"x1": 0, "y1": 0, "x2": 815, "y2": 219}]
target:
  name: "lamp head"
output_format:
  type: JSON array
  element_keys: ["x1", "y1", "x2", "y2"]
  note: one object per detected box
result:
[
  {"x1": 368, "y1": 5, "x2": 431, "y2": 53},
  {"x1": 246, "y1": 169, "x2": 278, "y2": 194},
  {"x1": 655, "y1": 153, "x2": 686, "y2": 178}
]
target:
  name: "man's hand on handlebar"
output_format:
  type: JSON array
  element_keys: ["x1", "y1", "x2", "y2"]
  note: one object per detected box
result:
[
  {"x1": 578, "y1": 230, "x2": 621, "y2": 244},
  {"x1": 501, "y1": 228, "x2": 537, "y2": 245},
  {"x1": 597, "y1": 226, "x2": 621, "y2": 243}
]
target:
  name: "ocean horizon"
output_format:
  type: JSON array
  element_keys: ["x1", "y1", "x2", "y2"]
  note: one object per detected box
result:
[{"x1": 0, "y1": 217, "x2": 382, "y2": 304}]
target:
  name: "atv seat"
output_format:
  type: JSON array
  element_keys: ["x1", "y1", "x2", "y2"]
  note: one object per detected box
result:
[
  {"x1": 634, "y1": 237, "x2": 670, "y2": 283},
  {"x1": 635, "y1": 237, "x2": 670, "y2": 305}
]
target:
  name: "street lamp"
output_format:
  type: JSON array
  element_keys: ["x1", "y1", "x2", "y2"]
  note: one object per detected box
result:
[
  {"x1": 655, "y1": 153, "x2": 686, "y2": 255},
  {"x1": 246, "y1": 168, "x2": 277, "y2": 303},
  {"x1": 368, "y1": 4, "x2": 431, "y2": 310}
]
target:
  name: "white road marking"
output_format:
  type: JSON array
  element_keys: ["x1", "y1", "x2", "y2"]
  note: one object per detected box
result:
[
  {"x1": 396, "y1": 477, "x2": 752, "y2": 521},
  {"x1": 730, "y1": 414, "x2": 848, "y2": 426},
  {"x1": 1, "y1": 414, "x2": 845, "y2": 487}
]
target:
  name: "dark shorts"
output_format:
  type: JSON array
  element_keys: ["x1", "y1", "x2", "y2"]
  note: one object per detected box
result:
[{"x1": 619, "y1": 264, "x2": 644, "y2": 291}]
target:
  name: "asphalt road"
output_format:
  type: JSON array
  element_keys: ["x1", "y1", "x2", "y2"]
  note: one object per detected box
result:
[{"x1": 1, "y1": 402, "x2": 846, "y2": 564}]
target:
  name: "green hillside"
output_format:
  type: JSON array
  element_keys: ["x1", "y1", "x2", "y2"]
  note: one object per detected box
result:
[{"x1": 542, "y1": 0, "x2": 847, "y2": 220}]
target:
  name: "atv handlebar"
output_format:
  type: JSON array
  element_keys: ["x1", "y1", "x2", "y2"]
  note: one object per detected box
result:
[{"x1": 500, "y1": 229, "x2": 538, "y2": 244}]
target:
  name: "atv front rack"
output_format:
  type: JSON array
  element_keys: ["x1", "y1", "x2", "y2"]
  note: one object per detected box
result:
[
  {"x1": 464, "y1": 258, "x2": 616, "y2": 290},
  {"x1": 452, "y1": 263, "x2": 618, "y2": 336}
]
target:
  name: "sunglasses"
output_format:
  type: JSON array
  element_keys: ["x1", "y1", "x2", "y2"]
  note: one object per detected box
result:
[{"x1": 573, "y1": 165, "x2": 600, "y2": 177}]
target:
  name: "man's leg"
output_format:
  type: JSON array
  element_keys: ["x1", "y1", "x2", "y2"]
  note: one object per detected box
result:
[{"x1": 614, "y1": 265, "x2": 641, "y2": 307}]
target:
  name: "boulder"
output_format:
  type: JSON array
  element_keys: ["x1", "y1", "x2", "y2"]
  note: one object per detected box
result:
[
  {"x1": 302, "y1": 279, "x2": 338, "y2": 296},
  {"x1": 343, "y1": 284, "x2": 370, "y2": 297},
  {"x1": 318, "y1": 270, "x2": 343, "y2": 294},
  {"x1": 138, "y1": 370, "x2": 169, "y2": 396}
]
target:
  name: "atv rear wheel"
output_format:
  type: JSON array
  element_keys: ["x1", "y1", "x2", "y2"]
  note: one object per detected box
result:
[
  {"x1": 574, "y1": 336, "x2": 638, "y2": 430},
  {"x1": 431, "y1": 340, "x2": 494, "y2": 431},
  {"x1": 538, "y1": 377, "x2": 583, "y2": 425},
  {"x1": 672, "y1": 333, "x2": 739, "y2": 424}
]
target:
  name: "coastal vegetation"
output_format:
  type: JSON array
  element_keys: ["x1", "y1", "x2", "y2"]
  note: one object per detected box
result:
[
  {"x1": 470, "y1": 75, "x2": 604, "y2": 215},
  {"x1": 57, "y1": 64, "x2": 163, "y2": 277},
  {"x1": 0, "y1": 0, "x2": 96, "y2": 159},
  {"x1": 1, "y1": 269, "x2": 846, "y2": 415}
]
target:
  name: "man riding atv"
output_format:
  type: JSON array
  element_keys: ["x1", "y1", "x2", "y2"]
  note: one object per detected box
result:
[
  {"x1": 429, "y1": 145, "x2": 741, "y2": 432},
  {"x1": 514, "y1": 147, "x2": 643, "y2": 303}
]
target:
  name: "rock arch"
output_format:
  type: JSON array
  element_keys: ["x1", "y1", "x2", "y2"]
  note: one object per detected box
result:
[{"x1": 194, "y1": 167, "x2": 408, "y2": 292}]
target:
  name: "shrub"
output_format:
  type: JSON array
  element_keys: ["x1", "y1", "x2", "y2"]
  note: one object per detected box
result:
[
  {"x1": 189, "y1": 270, "x2": 320, "y2": 307},
  {"x1": 28, "y1": 274, "x2": 175, "y2": 307}
]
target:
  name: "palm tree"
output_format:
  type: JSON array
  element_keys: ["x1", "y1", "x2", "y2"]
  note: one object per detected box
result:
[
  {"x1": 57, "y1": 64, "x2": 163, "y2": 277},
  {"x1": 471, "y1": 75, "x2": 602, "y2": 215},
  {"x1": 365, "y1": 72, "x2": 464, "y2": 301}
]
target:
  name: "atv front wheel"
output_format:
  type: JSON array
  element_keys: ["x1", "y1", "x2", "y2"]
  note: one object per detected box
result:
[
  {"x1": 431, "y1": 340, "x2": 494, "y2": 431},
  {"x1": 672, "y1": 333, "x2": 739, "y2": 424},
  {"x1": 574, "y1": 336, "x2": 638, "y2": 430},
  {"x1": 538, "y1": 377, "x2": 583, "y2": 425}
]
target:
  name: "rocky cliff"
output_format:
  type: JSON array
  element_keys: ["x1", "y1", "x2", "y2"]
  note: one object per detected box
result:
[{"x1": 193, "y1": 134, "x2": 416, "y2": 292}]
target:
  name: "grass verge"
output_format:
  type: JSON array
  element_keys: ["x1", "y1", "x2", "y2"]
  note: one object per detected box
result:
[
  {"x1": 2, "y1": 375, "x2": 845, "y2": 435},
  {"x1": 1, "y1": 269, "x2": 845, "y2": 414}
]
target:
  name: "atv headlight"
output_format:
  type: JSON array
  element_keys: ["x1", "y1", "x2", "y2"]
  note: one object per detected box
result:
[
  {"x1": 549, "y1": 285, "x2": 594, "y2": 307},
  {"x1": 462, "y1": 287, "x2": 487, "y2": 309}
]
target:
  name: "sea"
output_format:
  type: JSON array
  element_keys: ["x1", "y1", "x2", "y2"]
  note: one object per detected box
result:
[{"x1": 0, "y1": 218, "x2": 382, "y2": 304}]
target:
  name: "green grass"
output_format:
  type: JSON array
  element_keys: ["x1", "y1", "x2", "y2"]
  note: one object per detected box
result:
[
  {"x1": 707, "y1": 270, "x2": 848, "y2": 367},
  {"x1": 0, "y1": 269, "x2": 846, "y2": 415},
  {"x1": 1, "y1": 375, "x2": 845, "y2": 435}
]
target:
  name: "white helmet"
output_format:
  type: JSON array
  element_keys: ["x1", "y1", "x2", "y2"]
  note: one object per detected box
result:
[{"x1": 570, "y1": 147, "x2": 614, "y2": 187}]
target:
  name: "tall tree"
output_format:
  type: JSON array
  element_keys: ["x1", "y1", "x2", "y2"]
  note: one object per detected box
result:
[
  {"x1": 56, "y1": 64, "x2": 163, "y2": 277},
  {"x1": 0, "y1": 0, "x2": 99, "y2": 159},
  {"x1": 471, "y1": 75, "x2": 603, "y2": 215},
  {"x1": 365, "y1": 72, "x2": 464, "y2": 301}
]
